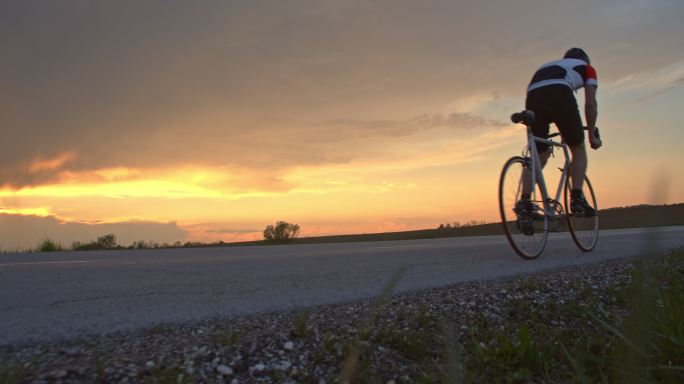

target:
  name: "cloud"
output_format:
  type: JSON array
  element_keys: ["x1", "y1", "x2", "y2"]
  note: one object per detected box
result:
[
  {"x1": 0, "y1": 213, "x2": 188, "y2": 250},
  {"x1": 1, "y1": 0, "x2": 682, "y2": 192},
  {"x1": 205, "y1": 228, "x2": 261, "y2": 235},
  {"x1": 0, "y1": 108, "x2": 506, "y2": 192},
  {"x1": 637, "y1": 76, "x2": 684, "y2": 102},
  {"x1": 0, "y1": 152, "x2": 79, "y2": 189}
]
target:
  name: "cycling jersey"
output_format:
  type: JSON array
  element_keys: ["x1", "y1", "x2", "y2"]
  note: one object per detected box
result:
[{"x1": 527, "y1": 58, "x2": 598, "y2": 93}]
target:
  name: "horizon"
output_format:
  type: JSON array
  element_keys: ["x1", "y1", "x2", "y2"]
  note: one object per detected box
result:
[
  {"x1": 2, "y1": 1, "x2": 683, "y2": 249},
  {"x1": 2, "y1": 201, "x2": 681, "y2": 251}
]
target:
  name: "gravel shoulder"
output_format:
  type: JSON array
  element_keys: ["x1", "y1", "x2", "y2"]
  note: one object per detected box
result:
[{"x1": 2, "y1": 250, "x2": 682, "y2": 383}]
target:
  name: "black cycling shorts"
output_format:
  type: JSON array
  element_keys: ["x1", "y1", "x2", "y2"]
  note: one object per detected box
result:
[{"x1": 525, "y1": 84, "x2": 584, "y2": 152}]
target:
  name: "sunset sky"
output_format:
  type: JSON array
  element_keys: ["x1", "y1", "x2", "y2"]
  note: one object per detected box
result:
[{"x1": 2, "y1": 0, "x2": 683, "y2": 249}]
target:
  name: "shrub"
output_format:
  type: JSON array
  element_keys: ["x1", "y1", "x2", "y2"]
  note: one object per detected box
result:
[
  {"x1": 37, "y1": 238, "x2": 66, "y2": 252},
  {"x1": 71, "y1": 234, "x2": 118, "y2": 251}
]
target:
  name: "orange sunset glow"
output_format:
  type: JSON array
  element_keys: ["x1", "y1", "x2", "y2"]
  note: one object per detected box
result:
[{"x1": 2, "y1": 1, "x2": 683, "y2": 249}]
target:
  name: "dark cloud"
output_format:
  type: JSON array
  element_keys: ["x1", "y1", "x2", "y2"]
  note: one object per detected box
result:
[
  {"x1": 205, "y1": 228, "x2": 260, "y2": 235},
  {"x1": 318, "y1": 112, "x2": 507, "y2": 138},
  {"x1": 1, "y1": 0, "x2": 682, "y2": 188},
  {"x1": 0, "y1": 213, "x2": 188, "y2": 250}
]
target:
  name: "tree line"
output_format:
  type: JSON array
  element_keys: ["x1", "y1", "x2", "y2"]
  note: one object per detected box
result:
[{"x1": 34, "y1": 220, "x2": 302, "y2": 252}]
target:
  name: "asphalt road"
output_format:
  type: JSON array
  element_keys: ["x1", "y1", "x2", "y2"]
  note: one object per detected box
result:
[{"x1": 1, "y1": 226, "x2": 683, "y2": 346}]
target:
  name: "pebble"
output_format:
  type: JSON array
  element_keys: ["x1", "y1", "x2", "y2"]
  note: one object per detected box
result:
[
  {"x1": 275, "y1": 360, "x2": 292, "y2": 371},
  {"x1": 61, "y1": 347, "x2": 81, "y2": 357},
  {"x1": 217, "y1": 364, "x2": 234, "y2": 375},
  {"x1": 0, "y1": 257, "x2": 645, "y2": 383}
]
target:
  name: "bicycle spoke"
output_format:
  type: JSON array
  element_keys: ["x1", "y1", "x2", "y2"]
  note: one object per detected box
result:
[
  {"x1": 499, "y1": 157, "x2": 548, "y2": 259},
  {"x1": 565, "y1": 176, "x2": 599, "y2": 251}
]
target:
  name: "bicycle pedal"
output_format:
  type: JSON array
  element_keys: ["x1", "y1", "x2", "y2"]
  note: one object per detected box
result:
[{"x1": 516, "y1": 218, "x2": 535, "y2": 236}]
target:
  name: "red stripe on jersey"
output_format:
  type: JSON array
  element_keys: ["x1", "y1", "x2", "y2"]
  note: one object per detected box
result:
[{"x1": 586, "y1": 65, "x2": 597, "y2": 81}]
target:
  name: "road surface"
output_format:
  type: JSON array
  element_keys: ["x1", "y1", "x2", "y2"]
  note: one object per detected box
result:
[{"x1": 1, "y1": 226, "x2": 682, "y2": 345}]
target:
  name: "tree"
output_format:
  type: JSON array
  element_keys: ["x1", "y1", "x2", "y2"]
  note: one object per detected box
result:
[
  {"x1": 97, "y1": 234, "x2": 117, "y2": 249},
  {"x1": 263, "y1": 221, "x2": 300, "y2": 242}
]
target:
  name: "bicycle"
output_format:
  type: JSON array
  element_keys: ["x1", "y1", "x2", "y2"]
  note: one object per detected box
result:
[{"x1": 498, "y1": 110, "x2": 599, "y2": 259}]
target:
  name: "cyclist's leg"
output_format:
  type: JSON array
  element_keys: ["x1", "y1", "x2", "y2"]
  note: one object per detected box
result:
[
  {"x1": 569, "y1": 143, "x2": 587, "y2": 191},
  {"x1": 553, "y1": 87, "x2": 595, "y2": 215},
  {"x1": 522, "y1": 89, "x2": 553, "y2": 198},
  {"x1": 553, "y1": 88, "x2": 586, "y2": 192}
]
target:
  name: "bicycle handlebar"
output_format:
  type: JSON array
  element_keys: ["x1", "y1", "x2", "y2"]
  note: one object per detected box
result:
[{"x1": 547, "y1": 127, "x2": 600, "y2": 139}]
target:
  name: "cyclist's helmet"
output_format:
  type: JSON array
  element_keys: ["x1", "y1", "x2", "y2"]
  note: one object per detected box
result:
[{"x1": 563, "y1": 47, "x2": 590, "y2": 64}]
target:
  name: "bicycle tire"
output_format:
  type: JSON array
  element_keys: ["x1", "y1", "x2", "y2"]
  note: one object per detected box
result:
[
  {"x1": 498, "y1": 156, "x2": 549, "y2": 259},
  {"x1": 564, "y1": 175, "x2": 599, "y2": 252}
]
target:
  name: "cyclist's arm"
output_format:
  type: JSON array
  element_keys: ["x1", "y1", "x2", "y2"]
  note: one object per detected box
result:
[{"x1": 585, "y1": 85, "x2": 597, "y2": 130}]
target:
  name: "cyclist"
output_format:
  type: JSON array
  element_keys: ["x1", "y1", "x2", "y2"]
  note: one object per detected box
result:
[{"x1": 516, "y1": 47, "x2": 602, "y2": 223}]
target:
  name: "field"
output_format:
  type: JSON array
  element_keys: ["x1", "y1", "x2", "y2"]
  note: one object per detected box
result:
[{"x1": 222, "y1": 203, "x2": 684, "y2": 247}]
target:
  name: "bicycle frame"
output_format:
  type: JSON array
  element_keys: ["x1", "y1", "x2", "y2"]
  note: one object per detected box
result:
[
  {"x1": 500, "y1": 110, "x2": 600, "y2": 259},
  {"x1": 525, "y1": 125, "x2": 571, "y2": 219}
]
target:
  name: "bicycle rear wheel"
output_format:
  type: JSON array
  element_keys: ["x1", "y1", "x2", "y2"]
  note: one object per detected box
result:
[
  {"x1": 499, "y1": 156, "x2": 549, "y2": 259},
  {"x1": 564, "y1": 175, "x2": 599, "y2": 252}
]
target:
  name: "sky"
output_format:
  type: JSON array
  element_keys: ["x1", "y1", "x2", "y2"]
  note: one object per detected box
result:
[{"x1": 1, "y1": 0, "x2": 683, "y2": 249}]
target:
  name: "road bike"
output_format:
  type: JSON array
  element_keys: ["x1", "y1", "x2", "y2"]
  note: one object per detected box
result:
[{"x1": 498, "y1": 110, "x2": 599, "y2": 259}]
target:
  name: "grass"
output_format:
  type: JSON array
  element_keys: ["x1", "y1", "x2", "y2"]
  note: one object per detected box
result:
[
  {"x1": 142, "y1": 363, "x2": 195, "y2": 384},
  {"x1": 36, "y1": 238, "x2": 67, "y2": 252},
  {"x1": 0, "y1": 365, "x2": 29, "y2": 384},
  {"x1": 292, "y1": 309, "x2": 310, "y2": 338},
  {"x1": 461, "y1": 250, "x2": 684, "y2": 383},
  {"x1": 604, "y1": 253, "x2": 684, "y2": 383},
  {"x1": 330, "y1": 249, "x2": 684, "y2": 382},
  {"x1": 339, "y1": 267, "x2": 406, "y2": 382},
  {"x1": 214, "y1": 327, "x2": 243, "y2": 347},
  {"x1": 375, "y1": 305, "x2": 437, "y2": 361}
]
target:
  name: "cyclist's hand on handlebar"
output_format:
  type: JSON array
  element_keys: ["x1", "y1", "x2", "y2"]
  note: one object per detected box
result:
[{"x1": 589, "y1": 130, "x2": 602, "y2": 149}]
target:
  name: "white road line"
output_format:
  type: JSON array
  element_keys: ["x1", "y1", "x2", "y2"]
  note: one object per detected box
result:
[
  {"x1": 369, "y1": 244, "x2": 430, "y2": 250},
  {"x1": 0, "y1": 260, "x2": 91, "y2": 267}
]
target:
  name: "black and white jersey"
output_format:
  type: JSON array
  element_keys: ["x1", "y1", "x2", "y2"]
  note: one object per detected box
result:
[{"x1": 527, "y1": 58, "x2": 598, "y2": 93}]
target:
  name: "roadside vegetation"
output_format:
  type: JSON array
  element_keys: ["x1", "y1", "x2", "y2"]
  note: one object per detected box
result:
[
  {"x1": 28, "y1": 234, "x2": 185, "y2": 253},
  {"x1": 459, "y1": 251, "x2": 683, "y2": 383},
  {"x1": 333, "y1": 250, "x2": 684, "y2": 382},
  {"x1": 36, "y1": 238, "x2": 68, "y2": 252},
  {"x1": 17, "y1": 220, "x2": 300, "y2": 253}
]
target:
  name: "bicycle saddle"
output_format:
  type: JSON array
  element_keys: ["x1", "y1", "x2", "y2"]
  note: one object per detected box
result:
[{"x1": 511, "y1": 110, "x2": 536, "y2": 125}]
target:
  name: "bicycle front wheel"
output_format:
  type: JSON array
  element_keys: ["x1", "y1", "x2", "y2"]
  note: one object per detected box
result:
[
  {"x1": 564, "y1": 175, "x2": 599, "y2": 252},
  {"x1": 498, "y1": 156, "x2": 549, "y2": 260}
]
